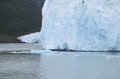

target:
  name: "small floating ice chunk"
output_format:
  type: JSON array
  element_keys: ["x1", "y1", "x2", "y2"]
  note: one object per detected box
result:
[
  {"x1": 31, "y1": 49, "x2": 53, "y2": 55},
  {"x1": 105, "y1": 55, "x2": 120, "y2": 59}
]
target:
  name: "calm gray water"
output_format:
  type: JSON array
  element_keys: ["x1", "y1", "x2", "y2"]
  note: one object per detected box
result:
[{"x1": 0, "y1": 52, "x2": 120, "y2": 79}]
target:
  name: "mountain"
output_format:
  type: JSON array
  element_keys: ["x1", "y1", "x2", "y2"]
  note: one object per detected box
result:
[{"x1": 0, "y1": 0, "x2": 44, "y2": 42}]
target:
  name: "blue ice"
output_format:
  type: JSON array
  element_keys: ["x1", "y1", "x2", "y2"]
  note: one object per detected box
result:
[{"x1": 18, "y1": 0, "x2": 120, "y2": 51}]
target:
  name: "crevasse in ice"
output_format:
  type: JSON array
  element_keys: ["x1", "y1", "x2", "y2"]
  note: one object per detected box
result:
[{"x1": 18, "y1": 0, "x2": 120, "y2": 50}]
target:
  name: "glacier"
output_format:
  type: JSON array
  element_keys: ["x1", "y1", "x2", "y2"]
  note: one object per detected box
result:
[
  {"x1": 18, "y1": 32, "x2": 40, "y2": 43},
  {"x1": 18, "y1": 0, "x2": 120, "y2": 51}
]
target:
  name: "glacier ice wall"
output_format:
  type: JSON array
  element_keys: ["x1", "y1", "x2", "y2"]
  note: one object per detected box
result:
[
  {"x1": 19, "y1": 0, "x2": 120, "y2": 50},
  {"x1": 39, "y1": 0, "x2": 120, "y2": 50}
]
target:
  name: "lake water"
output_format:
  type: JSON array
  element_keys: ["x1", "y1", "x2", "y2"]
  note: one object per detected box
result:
[{"x1": 0, "y1": 52, "x2": 120, "y2": 79}]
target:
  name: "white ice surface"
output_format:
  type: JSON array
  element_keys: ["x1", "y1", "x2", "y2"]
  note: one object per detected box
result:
[
  {"x1": 18, "y1": 32, "x2": 40, "y2": 43},
  {"x1": 18, "y1": 0, "x2": 120, "y2": 51}
]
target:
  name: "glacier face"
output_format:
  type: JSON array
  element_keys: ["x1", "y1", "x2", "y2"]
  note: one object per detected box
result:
[
  {"x1": 19, "y1": 0, "x2": 120, "y2": 50},
  {"x1": 39, "y1": 0, "x2": 120, "y2": 50}
]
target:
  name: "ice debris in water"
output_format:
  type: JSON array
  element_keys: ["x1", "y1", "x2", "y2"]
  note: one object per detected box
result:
[{"x1": 31, "y1": 50, "x2": 53, "y2": 55}]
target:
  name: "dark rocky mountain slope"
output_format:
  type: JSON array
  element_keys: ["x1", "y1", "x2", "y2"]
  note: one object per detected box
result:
[{"x1": 0, "y1": 0, "x2": 44, "y2": 42}]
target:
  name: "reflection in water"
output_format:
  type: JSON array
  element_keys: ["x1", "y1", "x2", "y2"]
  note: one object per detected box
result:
[{"x1": 0, "y1": 52, "x2": 120, "y2": 79}]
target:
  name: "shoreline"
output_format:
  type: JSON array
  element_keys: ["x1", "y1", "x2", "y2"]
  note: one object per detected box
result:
[
  {"x1": 0, "y1": 43, "x2": 41, "y2": 53},
  {"x1": 0, "y1": 43, "x2": 120, "y2": 54}
]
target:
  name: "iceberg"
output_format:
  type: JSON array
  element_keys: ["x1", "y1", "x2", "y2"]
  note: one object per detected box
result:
[
  {"x1": 31, "y1": 50, "x2": 53, "y2": 55},
  {"x1": 18, "y1": 0, "x2": 120, "y2": 51}
]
